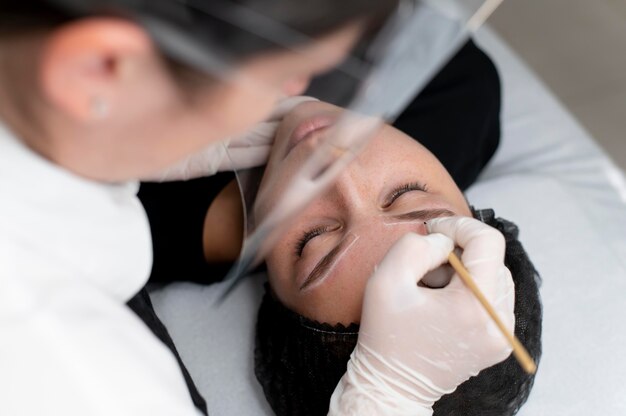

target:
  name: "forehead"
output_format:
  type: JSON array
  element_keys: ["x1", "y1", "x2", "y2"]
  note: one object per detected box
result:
[{"x1": 349, "y1": 124, "x2": 442, "y2": 177}]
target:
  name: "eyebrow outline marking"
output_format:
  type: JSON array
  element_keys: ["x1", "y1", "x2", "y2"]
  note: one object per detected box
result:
[{"x1": 299, "y1": 208, "x2": 455, "y2": 291}]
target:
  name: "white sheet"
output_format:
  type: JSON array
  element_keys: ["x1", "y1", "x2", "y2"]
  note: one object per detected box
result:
[
  {"x1": 468, "y1": 27, "x2": 626, "y2": 416},
  {"x1": 151, "y1": 27, "x2": 626, "y2": 415}
]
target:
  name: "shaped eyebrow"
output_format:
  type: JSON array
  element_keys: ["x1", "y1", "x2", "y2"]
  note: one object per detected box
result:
[
  {"x1": 299, "y1": 208, "x2": 455, "y2": 291},
  {"x1": 299, "y1": 234, "x2": 358, "y2": 291},
  {"x1": 390, "y1": 208, "x2": 455, "y2": 222}
]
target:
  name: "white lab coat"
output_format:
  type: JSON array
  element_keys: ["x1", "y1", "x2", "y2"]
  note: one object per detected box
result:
[{"x1": 0, "y1": 123, "x2": 202, "y2": 416}]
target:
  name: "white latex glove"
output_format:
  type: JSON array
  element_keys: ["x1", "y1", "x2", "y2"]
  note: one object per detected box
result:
[
  {"x1": 329, "y1": 216, "x2": 515, "y2": 416},
  {"x1": 151, "y1": 96, "x2": 318, "y2": 181}
]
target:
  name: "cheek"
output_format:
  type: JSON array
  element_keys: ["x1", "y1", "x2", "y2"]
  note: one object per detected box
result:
[
  {"x1": 293, "y1": 279, "x2": 365, "y2": 326},
  {"x1": 282, "y1": 76, "x2": 311, "y2": 97},
  {"x1": 115, "y1": 68, "x2": 182, "y2": 123},
  {"x1": 265, "y1": 247, "x2": 366, "y2": 326},
  {"x1": 199, "y1": 83, "x2": 278, "y2": 138}
]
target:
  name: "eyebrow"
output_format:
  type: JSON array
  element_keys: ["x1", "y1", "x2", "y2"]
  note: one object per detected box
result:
[
  {"x1": 299, "y1": 236, "x2": 353, "y2": 291},
  {"x1": 299, "y1": 208, "x2": 456, "y2": 291},
  {"x1": 390, "y1": 208, "x2": 456, "y2": 222}
]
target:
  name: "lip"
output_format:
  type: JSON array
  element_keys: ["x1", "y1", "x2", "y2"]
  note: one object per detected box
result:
[{"x1": 285, "y1": 114, "x2": 336, "y2": 156}]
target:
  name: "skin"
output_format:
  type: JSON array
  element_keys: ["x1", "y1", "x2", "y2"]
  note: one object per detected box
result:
[
  {"x1": 0, "y1": 18, "x2": 363, "y2": 182},
  {"x1": 256, "y1": 101, "x2": 472, "y2": 325}
]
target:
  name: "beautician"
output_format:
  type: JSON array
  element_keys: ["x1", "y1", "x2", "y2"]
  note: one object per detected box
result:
[{"x1": 0, "y1": 1, "x2": 515, "y2": 415}]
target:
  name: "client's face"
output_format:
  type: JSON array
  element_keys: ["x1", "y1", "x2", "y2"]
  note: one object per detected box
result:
[{"x1": 256, "y1": 101, "x2": 471, "y2": 325}]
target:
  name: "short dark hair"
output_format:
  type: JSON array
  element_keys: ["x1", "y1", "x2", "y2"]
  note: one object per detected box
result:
[
  {"x1": 255, "y1": 209, "x2": 543, "y2": 416},
  {"x1": 1, "y1": 0, "x2": 399, "y2": 94},
  {"x1": 0, "y1": 1, "x2": 398, "y2": 40}
]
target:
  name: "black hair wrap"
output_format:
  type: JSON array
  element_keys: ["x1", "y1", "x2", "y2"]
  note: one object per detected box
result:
[{"x1": 255, "y1": 208, "x2": 542, "y2": 416}]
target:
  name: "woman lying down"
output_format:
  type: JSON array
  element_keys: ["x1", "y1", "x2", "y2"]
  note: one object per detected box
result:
[{"x1": 209, "y1": 100, "x2": 542, "y2": 415}]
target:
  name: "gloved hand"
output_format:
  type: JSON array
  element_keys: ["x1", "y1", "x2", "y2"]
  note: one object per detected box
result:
[
  {"x1": 328, "y1": 216, "x2": 515, "y2": 416},
  {"x1": 150, "y1": 96, "x2": 318, "y2": 181}
]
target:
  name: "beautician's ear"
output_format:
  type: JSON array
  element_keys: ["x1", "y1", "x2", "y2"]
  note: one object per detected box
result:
[{"x1": 39, "y1": 18, "x2": 155, "y2": 121}]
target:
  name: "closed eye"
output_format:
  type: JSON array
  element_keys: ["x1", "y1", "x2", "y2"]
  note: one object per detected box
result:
[
  {"x1": 383, "y1": 182, "x2": 428, "y2": 208},
  {"x1": 295, "y1": 225, "x2": 338, "y2": 257},
  {"x1": 295, "y1": 181, "x2": 428, "y2": 257}
]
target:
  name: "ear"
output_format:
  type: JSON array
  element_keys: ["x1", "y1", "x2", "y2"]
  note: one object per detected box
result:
[{"x1": 39, "y1": 18, "x2": 153, "y2": 122}]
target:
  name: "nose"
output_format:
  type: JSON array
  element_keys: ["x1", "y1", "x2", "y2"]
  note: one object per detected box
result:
[
  {"x1": 283, "y1": 76, "x2": 311, "y2": 96},
  {"x1": 325, "y1": 163, "x2": 370, "y2": 215}
]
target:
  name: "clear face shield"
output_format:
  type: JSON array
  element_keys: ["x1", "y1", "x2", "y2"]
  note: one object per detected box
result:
[
  {"x1": 47, "y1": 0, "x2": 503, "y2": 297},
  {"x1": 220, "y1": 0, "x2": 504, "y2": 298}
]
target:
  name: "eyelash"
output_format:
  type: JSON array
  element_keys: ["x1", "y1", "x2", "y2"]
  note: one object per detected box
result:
[
  {"x1": 385, "y1": 182, "x2": 428, "y2": 207},
  {"x1": 296, "y1": 225, "x2": 332, "y2": 257},
  {"x1": 295, "y1": 182, "x2": 428, "y2": 257}
]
